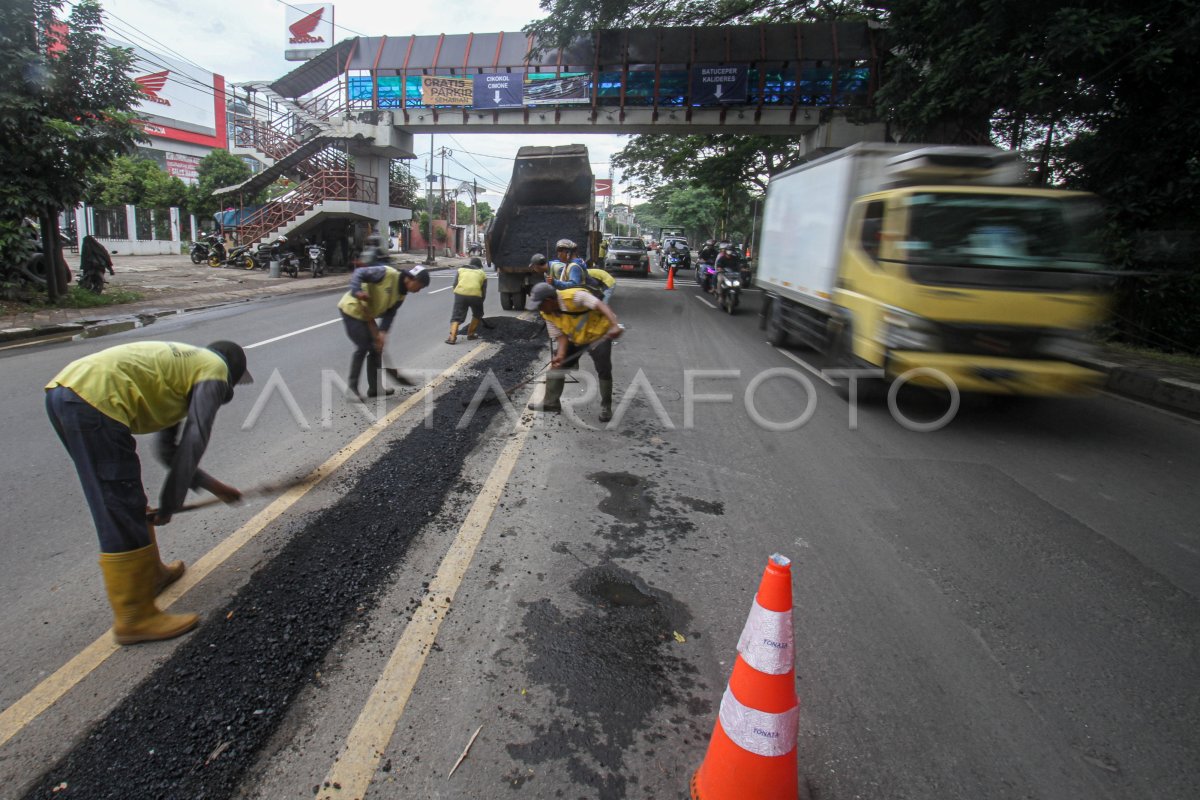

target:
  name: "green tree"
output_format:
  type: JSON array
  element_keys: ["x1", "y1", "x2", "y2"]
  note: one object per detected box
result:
[
  {"x1": 86, "y1": 155, "x2": 188, "y2": 209},
  {"x1": 188, "y1": 149, "x2": 254, "y2": 217},
  {"x1": 388, "y1": 159, "x2": 420, "y2": 208},
  {"x1": 0, "y1": 0, "x2": 143, "y2": 299}
]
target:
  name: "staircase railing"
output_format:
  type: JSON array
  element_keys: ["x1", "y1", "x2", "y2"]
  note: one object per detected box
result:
[{"x1": 237, "y1": 170, "x2": 378, "y2": 245}]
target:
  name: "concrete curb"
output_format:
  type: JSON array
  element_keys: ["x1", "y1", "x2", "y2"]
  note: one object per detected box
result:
[{"x1": 1082, "y1": 357, "x2": 1200, "y2": 417}]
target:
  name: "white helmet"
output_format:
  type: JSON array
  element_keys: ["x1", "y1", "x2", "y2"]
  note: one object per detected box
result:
[{"x1": 555, "y1": 238, "x2": 577, "y2": 251}]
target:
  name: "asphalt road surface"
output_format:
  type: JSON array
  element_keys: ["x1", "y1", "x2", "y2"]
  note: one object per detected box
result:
[{"x1": 1, "y1": 268, "x2": 1198, "y2": 799}]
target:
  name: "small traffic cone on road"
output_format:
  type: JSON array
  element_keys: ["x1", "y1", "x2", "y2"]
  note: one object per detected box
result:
[
  {"x1": 691, "y1": 553, "x2": 799, "y2": 800},
  {"x1": 665, "y1": 266, "x2": 676, "y2": 290}
]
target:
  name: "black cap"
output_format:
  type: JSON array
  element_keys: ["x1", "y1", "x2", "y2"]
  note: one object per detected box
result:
[
  {"x1": 207, "y1": 341, "x2": 252, "y2": 385},
  {"x1": 468, "y1": 257, "x2": 485, "y2": 268}
]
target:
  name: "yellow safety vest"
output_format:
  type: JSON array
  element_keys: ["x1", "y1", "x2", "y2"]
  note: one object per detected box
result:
[
  {"x1": 46, "y1": 342, "x2": 229, "y2": 433},
  {"x1": 338, "y1": 267, "x2": 404, "y2": 321},
  {"x1": 454, "y1": 267, "x2": 487, "y2": 297},
  {"x1": 540, "y1": 287, "x2": 612, "y2": 346},
  {"x1": 587, "y1": 269, "x2": 615, "y2": 288}
]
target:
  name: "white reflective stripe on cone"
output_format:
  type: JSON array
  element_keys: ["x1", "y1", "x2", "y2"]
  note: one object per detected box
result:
[
  {"x1": 718, "y1": 686, "x2": 799, "y2": 758},
  {"x1": 736, "y1": 601, "x2": 794, "y2": 675}
]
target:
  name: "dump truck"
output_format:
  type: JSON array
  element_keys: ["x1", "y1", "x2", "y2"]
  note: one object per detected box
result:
[
  {"x1": 486, "y1": 144, "x2": 595, "y2": 310},
  {"x1": 758, "y1": 143, "x2": 1113, "y2": 397}
]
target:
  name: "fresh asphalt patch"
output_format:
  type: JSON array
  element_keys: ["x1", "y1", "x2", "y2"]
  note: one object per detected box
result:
[{"x1": 21, "y1": 317, "x2": 543, "y2": 800}]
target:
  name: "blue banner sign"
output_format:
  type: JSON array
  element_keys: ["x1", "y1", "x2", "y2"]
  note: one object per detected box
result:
[
  {"x1": 690, "y1": 65, "x2": 748, "y2": 105},
  {"x1": 473, "y1": 73, "x2": 523, "y2": 109}
]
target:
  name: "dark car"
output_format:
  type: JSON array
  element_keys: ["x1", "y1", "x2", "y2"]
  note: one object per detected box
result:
[{"x1": 604, "y1": 236, "x2": 651, "y2": 277}]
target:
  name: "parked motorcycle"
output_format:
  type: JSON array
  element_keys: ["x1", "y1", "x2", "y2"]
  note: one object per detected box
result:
[
  {"x1": 305, "y1": 241, "x2": 325, "y2": 277},
  {"x1": 714, "y1": 266, "x2": 742, "y2": 314},
  {"x1": 190, "y1": 234, "x2": 221, "y2": 265},
  {"x1": 214, "y1": 242, "x2": 254, "y2": 270},
  {"x1": 252, "y1": 237, "x2": 300, "y2": 277},
  {"x1": 206, "y1": 239, "x2": 231, "y2": 267}
]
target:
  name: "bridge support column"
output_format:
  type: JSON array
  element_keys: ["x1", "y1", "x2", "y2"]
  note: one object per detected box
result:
[{"x1": 357, "y1": 153, "x2": 393, "y2": 246}]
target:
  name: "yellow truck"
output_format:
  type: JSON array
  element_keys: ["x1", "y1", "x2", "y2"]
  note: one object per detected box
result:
[{"x1": 758, "y1": 143, "x2": 1112, "y2": 397}]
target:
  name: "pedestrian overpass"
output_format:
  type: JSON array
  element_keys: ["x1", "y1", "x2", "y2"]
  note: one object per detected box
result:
[{"x1": 219, "y1": 22, "x2": 885, "y2": 249}]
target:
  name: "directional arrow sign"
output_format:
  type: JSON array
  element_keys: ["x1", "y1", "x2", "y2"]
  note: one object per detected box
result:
[
  {"x1": 690, "y1": 65, "x2": 748, "y2": 106},
  {"x1": 473, "y1": 73, "x2": 522, "y2": 109}
]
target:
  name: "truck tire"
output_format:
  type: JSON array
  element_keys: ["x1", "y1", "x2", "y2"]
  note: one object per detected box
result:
[
  {"x1": 511, "y1": 291, "x2": 527, "y2": 311},
  {"x1": 766, "y1": 300, "x2": 789, "y2": 347},
  {"x1": 829, "y1": 324, "x2": 886, "y2": 403},
  {"x1": 500, "y1": 292, "x2": 514, "y2": 311}
]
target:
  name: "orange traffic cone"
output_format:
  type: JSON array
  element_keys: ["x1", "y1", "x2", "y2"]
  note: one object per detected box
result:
[
  {"x1": 691, "y1": 554, "x2": 798, "y2": 800},
  {"x1": 665, "y1": 266, "x2": 676, "y2": 290}
]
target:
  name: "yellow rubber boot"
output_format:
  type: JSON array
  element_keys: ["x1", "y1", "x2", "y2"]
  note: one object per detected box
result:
[
  {"x1": 466, "y1": 318, "x2": 481, "y2": 340},
  {"x1": 445, "y1": 321, "x2": 459, "y2": 345},
  {"x1": 147, "y1": 516, "x2": 185, "y2": 595},
  {"x1": 100, "y1": 546, "x2": 199, "y2": 645}
]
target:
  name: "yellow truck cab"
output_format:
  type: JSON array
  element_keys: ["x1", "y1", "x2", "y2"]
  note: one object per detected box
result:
[{"x1": 759, "y1": 144, "x2": 1111, "y2": 397}]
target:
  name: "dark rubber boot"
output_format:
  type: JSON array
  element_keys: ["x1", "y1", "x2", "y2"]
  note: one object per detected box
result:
[
  {"x1": 598, "y1": 378, "x2": 614, "y2": 423},
  {"x1": 528, "y1": 376, "x2": 565, "y2": 412},
  {"x1": 347, "y1": 351, "x2": 366, "y2": 401}
]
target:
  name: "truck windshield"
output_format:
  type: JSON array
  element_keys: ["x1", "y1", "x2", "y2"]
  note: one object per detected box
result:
[{"x1": 899, "y1": 193, "x2": 1105, "y2": 271}]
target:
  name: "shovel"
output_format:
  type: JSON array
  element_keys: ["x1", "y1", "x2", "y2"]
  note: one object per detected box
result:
[
  {"x1": 462, "y1": 334, "x2": 617, "y2": 408},
  {"x1": 147, "y1": 474, "x2": 311, "y2": 518}
]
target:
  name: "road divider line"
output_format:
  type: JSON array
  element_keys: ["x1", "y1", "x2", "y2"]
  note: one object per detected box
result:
[
  {"x1": 322, "y1": 385, "x2": 540, "y2": 798},
  {"x1": 428, "y1": 286, "x2": 453, "y2": 295},
  {"x1": 774, "y1": 347, "x2": 836, "y2": 387},
  {"x1": 246, "y1": 318, "x2": 340, "y2": 349},
  {"x1": 694, "y1": 295, "x2": 717, "y2": 309},
  {"x1": 0, "y1": 344, "x2": 491, "y2": 751}
]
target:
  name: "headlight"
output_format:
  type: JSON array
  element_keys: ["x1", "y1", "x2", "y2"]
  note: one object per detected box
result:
[
  {"x1": 1037, "y1": 334, "x2": 1100, "y2": 362},
  {"x1": 882, "y1": 309, "x2": 942, "y2": 351},
  {"x1": 730, "y1": 280, "x2": 741, "y2": 287}
]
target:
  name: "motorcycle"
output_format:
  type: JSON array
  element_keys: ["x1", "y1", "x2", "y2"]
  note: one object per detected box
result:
[
  {"x1": 213, "y1": 242, "x2": 254, "y2": 270},
  {"x1": 714, "y1": 266, "x2": 742, "y2": 314},
  {"x1": 253, "y1": 237, "x2": 299, "y2": 277},
  {"x1": 305, "y1": 242, "x2": 325, "y2": 277},
  {"x1": 665, "y1": 251, "x2": 685, "y2": 274},
  {"x1": 696, "y1": 259, "x2": 717, "y2": 293},
  {"x1": 190, "y1": 234, "x2": 221, "y2": 265}
]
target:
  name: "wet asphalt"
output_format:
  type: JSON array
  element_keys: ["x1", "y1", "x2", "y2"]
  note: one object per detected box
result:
[
  {"x1": 3, "y1": 272, "x2": 1200, "y2": 799},
  {"x1": 19, "y1": 317, "x2": 544, "y2": 799}
]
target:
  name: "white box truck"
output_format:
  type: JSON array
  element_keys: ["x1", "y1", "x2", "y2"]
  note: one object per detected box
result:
[{"x1": 758, "y1": 143, "x2": 1113, "y2": 397}]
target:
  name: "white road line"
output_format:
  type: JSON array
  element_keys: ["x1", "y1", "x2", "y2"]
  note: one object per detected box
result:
[
  {"x1": 428, "y1": 286, "x2": 453, "y2": 294},
  {"x1": 245, "y1": 318, "x2": 340, "y2": 349},
  {"x1": 774, "y1": 347, "x2": 836, "y2": 387},
  {"x1": 693, "y1": 295, "x2": 717, "y2": 309}
]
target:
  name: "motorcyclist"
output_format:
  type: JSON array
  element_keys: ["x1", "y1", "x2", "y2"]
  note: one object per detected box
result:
[
  {"x1": 713, "y1": 244, "x2": 740, "y2": 295},
  {"x1": 671, "y1": 238, "x2": 691, "y2": 270},
  {"x1": 698, "y1": 239, "x2": 718, "y2": 264}
]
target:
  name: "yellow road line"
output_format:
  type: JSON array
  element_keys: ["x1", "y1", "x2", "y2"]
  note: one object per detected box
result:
[
  {"x1": 322, "y1": 386, "x2": 539, "y2": 798},
  {"x1": 0, "y1": 344, "x2": 490, "y2": 750}
]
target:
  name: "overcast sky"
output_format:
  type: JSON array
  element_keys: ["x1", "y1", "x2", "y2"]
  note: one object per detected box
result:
[{"x1": 90, "y1": 0, "x2": 637, "y2": 207}]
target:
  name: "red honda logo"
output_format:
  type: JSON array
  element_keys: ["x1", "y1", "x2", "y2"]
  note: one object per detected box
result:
[
  {"x1": 289, "y1": 7, "x2": 326, "y2": 44},
  {"x1": 135, "y1": 71, "x2": 171, "y2": 106}
]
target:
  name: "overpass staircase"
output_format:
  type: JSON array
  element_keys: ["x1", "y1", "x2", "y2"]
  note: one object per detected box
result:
[{"x1": 220, "y1": 78, "x2": 413, "y2": 249}]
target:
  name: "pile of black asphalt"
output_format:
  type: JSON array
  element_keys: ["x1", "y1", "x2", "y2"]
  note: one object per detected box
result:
[{"x1": 22, "y1": 317, "x2": 545, "y2": 800}]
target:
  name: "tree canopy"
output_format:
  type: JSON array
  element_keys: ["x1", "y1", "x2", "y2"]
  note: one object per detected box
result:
[
  {"x1": 1, "y1": 0, "x2": 143, "y2": 296},
  {"x1": 526, "y1": 0, "x2": 1200, "y2": 351}
]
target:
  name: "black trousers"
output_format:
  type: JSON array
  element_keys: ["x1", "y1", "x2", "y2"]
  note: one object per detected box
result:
[
  {"x1": 450, "y1": 294, "x2": 484, "y2": 323},
  {"x1": 561, "y1": 338, "x2": 613, "y2": 380},
  {"x1": 46, "y1": 386, "x2": 150, "y2": 553},
  {"x1": 342, "y1": 312, "x2": 381, "y2": 393}
]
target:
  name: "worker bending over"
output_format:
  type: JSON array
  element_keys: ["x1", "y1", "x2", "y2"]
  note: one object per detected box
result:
[
  {"x1": 527, "y1": 282, "x2": 624, "y2": 423},
  {"x1": 45, "y1": 341, "x2": 251, "y2": 645},
  {"x1": 446, "y1": 257, "x2": 488, "y2": 344},
  {"x1": 338, "y1": 257, "x2": 430, "y2": 400}
]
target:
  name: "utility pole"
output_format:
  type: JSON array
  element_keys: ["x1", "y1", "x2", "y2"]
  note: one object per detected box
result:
[
  {"x1": 471, "y1": 178, "x2": 478, "y2": 251},
  {"x1": 426, "y1": 136, "x2": 435, "y2": 264},
  {"x1": 436, "y1": 145, "x2": 452, "y2": 257}
]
